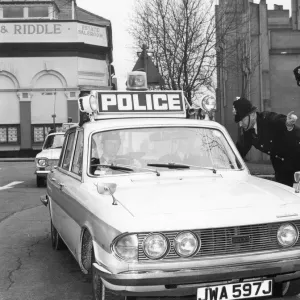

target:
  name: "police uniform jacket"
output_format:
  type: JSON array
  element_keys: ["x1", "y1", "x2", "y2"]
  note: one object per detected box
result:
[{"x1": 236, "y1": 111, "x2": 300, "y2": 174}]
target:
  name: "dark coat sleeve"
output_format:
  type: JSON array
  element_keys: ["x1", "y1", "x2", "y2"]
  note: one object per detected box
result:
[
  {"x1": 263, "y1": 111, "x2": 287, "y2": 132},
  {"x1": 236, "y1": 129, "x2": 253, "y2": 158}
]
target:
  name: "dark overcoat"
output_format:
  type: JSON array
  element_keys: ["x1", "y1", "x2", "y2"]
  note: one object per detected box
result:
[{"x1": 236, "y1": 111, "x2": 300, "y2": 176}]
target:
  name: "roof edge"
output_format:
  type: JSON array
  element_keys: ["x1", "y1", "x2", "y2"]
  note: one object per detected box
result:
[{"x1": 76, "y1": 6, "x2": 111, "y2": 25}]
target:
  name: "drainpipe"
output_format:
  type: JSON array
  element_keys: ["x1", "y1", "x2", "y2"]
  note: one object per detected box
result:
[{"x1": 72, "y1": 0, "x2": 75, "y2": 20}]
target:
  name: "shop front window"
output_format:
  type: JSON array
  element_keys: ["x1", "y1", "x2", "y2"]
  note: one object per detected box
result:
[
  {"x1": 0, "y1": 125, "x2": 20, "y2": 144},
  {"x1": 3, "y1": 7, "x2": 24, "y2": 18},
  {"x1": 32, "y1": 124, "x2": 62, "y2": 144}
]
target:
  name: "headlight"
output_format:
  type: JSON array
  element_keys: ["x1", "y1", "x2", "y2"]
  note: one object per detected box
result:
[
  {"x1": 143, "y1": 233, "x2": 168, "y2": 259},
  {"x1": 112, "y1": 234, "x2": 138, "y2": 262},
  {"x1": 202, "y1": 95, "x2": 216, "y2": 112},
  {"x1": 89, "y1": 93, "x2": 98, "y2": 112},
  {"x1": 277, "y1": 223, "x2": 299, "y2": 247},
  {"x1": 174, "y1": 231, "x2": 199, "y2": 257},
  {"x1": 37, "y1": 158, "x2": 48, "y2": 167}
]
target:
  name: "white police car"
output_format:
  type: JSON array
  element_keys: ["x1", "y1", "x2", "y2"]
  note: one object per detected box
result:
[
  {"x1": 40, "y1": 72, "x2": 300, "y2": 300},
  {"x1": 35, "y1": 123, "x2": 77, "y2": 187}
]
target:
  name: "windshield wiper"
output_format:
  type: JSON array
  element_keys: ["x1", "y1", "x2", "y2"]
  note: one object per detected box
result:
[
  {"x1": 91, "y1": 164, "x2": 134, "y2": 172},
  {"x1": 147, "y1": 163, "x2": 217, "y2": 174},
  {"x1": 147, "y1": 163, "x2": 190, "y2": 169}
]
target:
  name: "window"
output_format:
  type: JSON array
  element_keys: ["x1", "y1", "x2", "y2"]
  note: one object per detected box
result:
[
  {"x1": 0, "y1": 125, "x2": 19, "y2": 144},
  {"x1": 28, "y1": 6, "x2": 49, "y2": 18},
  {"x1": 32, "y1": 124, "x2": 62, "y2": 143},
  {"x1": 62, "y1": 132, "x2": 76, "y2": 171},
  {"x1": 71, "y1": 131, "x2": 84, "y2": 176},
  {"x1": 43, "y1": 134, "x2": 65, "y2": 150},
  {"x1": 3, "y1": 6, "x2": 24, "y2": 18}
]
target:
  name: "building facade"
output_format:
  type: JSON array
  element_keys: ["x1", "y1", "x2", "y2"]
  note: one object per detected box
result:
[
  {"x1": 216, "y1": 0, "x2": 300, "y2": 162},
  {"x1": 0, "y1": 0, "x2": 113, "y2": 157}
]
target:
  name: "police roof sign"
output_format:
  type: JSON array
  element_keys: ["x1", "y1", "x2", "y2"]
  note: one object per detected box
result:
[
  {"x1": 98, "y1": 91, "x2": 184, "y2": 112},
  {"x1": 79, "y1": 91, "x2": 186, "y2": 119}
]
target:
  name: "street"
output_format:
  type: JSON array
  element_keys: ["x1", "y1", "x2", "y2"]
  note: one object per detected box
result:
[
  {"x1": 0, "y1": 162, "x2": 93, "y2": 300},
  {"x1": 0, "y1": 161, "x2": 298, "y2": 300}
]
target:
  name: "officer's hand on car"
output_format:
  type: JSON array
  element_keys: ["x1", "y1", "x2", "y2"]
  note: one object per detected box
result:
[{"x1": 286, "y1": 111, "x2": 298, "y2": 131}]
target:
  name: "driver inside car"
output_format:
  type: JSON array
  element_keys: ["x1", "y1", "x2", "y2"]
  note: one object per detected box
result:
[{"x1": 90, "y1": 131, "x2": 141, "y2": 175}]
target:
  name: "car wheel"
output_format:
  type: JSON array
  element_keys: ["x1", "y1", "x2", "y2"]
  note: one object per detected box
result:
[
  {"x1": 91, "y1": 251, "x2": 125, "y2": 300},
  {"x1": 36, "y1": 176, "x2": 44, "y2": 187},
  {"x1": 50, "y1": 219, "x2": 65, "y2": 250},
  {"x1": 282, "y1": 279, "x2": 300, "y2": 296}
]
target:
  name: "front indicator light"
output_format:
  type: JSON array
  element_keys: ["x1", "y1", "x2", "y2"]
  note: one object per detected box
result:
[
  {"x1": 277, "y1": 223, "x2": 298, "y2": 247},
  {"x1": 113, "y1": 234, "x2": 138, "y2": 262},
  {"x1": 174, "y1": 231, "x2": 199, "y2": 257},
  {"x1": 143, "y1": 233, "x2": 168, "y2": 259}
]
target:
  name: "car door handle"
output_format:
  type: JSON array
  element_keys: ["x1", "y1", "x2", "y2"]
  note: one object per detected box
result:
[
  {"x1": 58, "y1": 183, "x2": 65, "y2": 189},
  {"x1": 50, "y1": 177, "x2": 57, "y2": 182}
]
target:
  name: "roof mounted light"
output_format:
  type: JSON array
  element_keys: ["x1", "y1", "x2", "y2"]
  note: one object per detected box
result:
[
  {"x1": 78, "y1": 91, "x2": 99, "y2": 113},
  {"x1": 126, "y1": 71, "x2": 148, "y2": 91},
  {"x1": 202, "y1": 95, "x2": 216, "y2": 113}
]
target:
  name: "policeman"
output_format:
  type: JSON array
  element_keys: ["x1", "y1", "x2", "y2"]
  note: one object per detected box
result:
[{"x1": 233, "y1": 97, "x2": 300, "y2": 187}]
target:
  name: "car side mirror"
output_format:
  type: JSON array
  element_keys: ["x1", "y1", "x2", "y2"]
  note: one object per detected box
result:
[
  {"x1": 294, "y1": 171, "x2": 300, "y2": 193},
  {"x1": 96, "y1": 183, "x2": 118, "y2": 205}
]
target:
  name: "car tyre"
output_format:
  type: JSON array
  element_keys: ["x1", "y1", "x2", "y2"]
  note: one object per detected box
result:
[
  {"x1": 36, "y1": 176, "x2": 44, "y2": 187},
  {"x1": 51, "y1": 219, "x2": 65, "y2": 250},
  {"x1": 274, "y1": 280, "x2": 300, "y2": 297},
  {"x1": 282, "y1": 280, "x2": 300, "y2": 296},
  {"x1": 91, "y1": 251, "x2": 125, "y2": 300}
]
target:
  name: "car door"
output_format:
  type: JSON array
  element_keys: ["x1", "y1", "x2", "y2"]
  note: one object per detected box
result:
[
  {"x1": 57, "y1": 129, "x2": 85, "y2": 255},
  {"x1": 48, "y1": 130, "x2": 76, "y2": 250}
]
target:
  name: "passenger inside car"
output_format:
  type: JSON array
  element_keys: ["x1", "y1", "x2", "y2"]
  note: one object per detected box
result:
[{"x1": 160, "y1": 131, "x2": 208, "y2": 166}]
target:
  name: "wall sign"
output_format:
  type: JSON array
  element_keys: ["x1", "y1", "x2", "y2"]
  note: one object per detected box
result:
[{"x1": 0, "y1": 22, "x2": 108, "y2": 47}]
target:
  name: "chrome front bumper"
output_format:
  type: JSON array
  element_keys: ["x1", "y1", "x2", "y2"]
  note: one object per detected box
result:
[
  {"x1": 35, "y1": 170, "x2": 49, "y2": 177},
  {"x1": 93, "y1": 255, "x2": 300, "y2": 296}
]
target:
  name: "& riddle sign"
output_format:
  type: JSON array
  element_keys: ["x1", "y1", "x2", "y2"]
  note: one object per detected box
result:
[{"x1": 0, "y1": 24, "x2": 62, "y2": 35}]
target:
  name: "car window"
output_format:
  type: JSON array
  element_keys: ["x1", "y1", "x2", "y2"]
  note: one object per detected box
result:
[
  {"x1": 71, "y1": 131, "x2": 84, "y2": 176},
  {"x1": 89, "y1": 127, "x2": 242, "y2": 176},
  {"x1": 43, "y1": 134, "x2": 65, "y2": 150},
  {"x1": 62, "y1": 132, "x2": 76, "y2": 171}
]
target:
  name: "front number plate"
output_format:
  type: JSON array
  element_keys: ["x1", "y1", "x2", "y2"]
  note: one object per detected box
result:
[{"x1": 197, "y1": 279, "x2": 272, "y2": 300}]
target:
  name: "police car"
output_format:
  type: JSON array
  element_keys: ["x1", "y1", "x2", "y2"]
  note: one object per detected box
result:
[
  {"x1": 40, "y1": 72, "x2": 300, "y2": 300},
  {"x1": 35, "y1": 123, "x2": 77, "y2": 187}
]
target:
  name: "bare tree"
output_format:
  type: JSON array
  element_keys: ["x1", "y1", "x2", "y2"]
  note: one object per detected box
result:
[
  {"x1": 129, "y1": 0, "x2": 218, "y2": 105},
  {"x1": 129, "y1": 0, "x2": 255, "y2": 111}
]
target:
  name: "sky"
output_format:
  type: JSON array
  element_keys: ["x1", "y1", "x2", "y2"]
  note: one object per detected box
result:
[
  {"x1": 77, "y1": 0, "x2": 137, "y2": 89},
  {"x1": 77, "y1": 0, "x2": 292, "y2": 89}
]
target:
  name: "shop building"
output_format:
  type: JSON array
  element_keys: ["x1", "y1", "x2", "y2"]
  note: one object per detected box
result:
[{"x1": 0, "y1": 0, "x2": 113, "y2": 157}]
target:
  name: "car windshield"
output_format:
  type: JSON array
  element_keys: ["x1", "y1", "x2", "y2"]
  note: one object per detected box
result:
[
  {"x1": 89, "y1": 127, "x2": 243, "y2": 176},
  {"x1": 43, "y1": 134, "x2": 65, "y2": 150}
]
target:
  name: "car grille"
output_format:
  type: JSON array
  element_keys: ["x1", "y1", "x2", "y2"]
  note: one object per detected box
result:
[
  {"x1": 45, "y1": 159, "x2": 59, "y2": 171},
  {"x1": 137, "y1": 220, "x2": 300, "y2": 261}
]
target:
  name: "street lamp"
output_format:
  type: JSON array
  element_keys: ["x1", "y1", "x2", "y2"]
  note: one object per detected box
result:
[
  {"x1": 52, "y1": 91, "x2": 57, "y2": 131},
  {"x1": 42, "y1": 90, "x2": 57, "y2": 131}
]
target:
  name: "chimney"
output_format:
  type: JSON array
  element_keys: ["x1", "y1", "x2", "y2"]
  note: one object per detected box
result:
[{"x1": 274, "y1": 4, "x2": 284, "y2": 10}]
